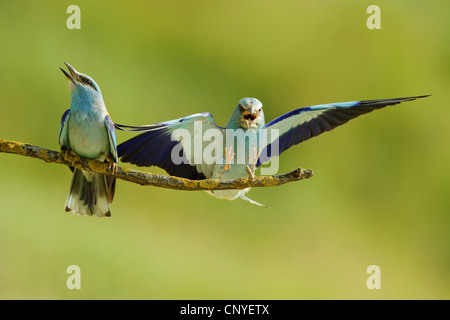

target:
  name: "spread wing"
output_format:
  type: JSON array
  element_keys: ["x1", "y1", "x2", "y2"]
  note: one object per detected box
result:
[
  {"x1": 117, "y1": 113, "x2": 224, "y2": 179},
  {"x1": 257, "y1": 95, "x2": 430, "y2": 166}
]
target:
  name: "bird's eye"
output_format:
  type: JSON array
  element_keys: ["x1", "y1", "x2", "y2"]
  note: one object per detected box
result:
[
  {"x1": 239, "y1": 104, "x2": 245, "y2": 111},
  {"x1": 82, "y1": 78, "x2": 96, "y2": 91},
  {"x1": 258, "y1": 108, "x2": 262, "y2": 112}
]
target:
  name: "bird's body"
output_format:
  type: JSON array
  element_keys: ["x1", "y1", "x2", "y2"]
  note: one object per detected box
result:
[
  {"x1": 206, "y1": 151, "x2": 251, "y2": 202},
  {"x1": 207, "y1": 118, "x2": 261, "y2": 201},
  {"x1": 59, "y1": 63, "x2": 117, "y2": 217},
  {"x1": 117, "y1": 95, "x2": 429, "y2": 206},
  {"x1": 67, "y1": 108, "x2": 110, "y2": 159}
]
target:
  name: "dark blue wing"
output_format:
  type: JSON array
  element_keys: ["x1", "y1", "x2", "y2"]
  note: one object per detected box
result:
[
  {"x1": 257, "y1": 95, "x2": 430, "y2": 166},
  {"x1": 117, "y1": 113, "x2": 224, "y2": 180}
]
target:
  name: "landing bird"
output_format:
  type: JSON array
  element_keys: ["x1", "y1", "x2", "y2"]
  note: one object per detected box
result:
[
  {"x1": 116, "y1": 95, "x2": 429, "y2": 206},
  {"x1": 59, "y1": 62, "x2": 118, "y2": 217}
]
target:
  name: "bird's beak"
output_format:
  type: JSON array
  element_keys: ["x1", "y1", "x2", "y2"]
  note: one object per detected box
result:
[
  {"x1": 60, "y1": 62, "x2": 81, "y2": 84},
  {"x1": 242, "y1": 110, "x2": 258, "y2": 128}
]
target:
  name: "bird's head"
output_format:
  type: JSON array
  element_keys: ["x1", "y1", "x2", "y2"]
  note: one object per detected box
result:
[
  {"x1": 229, "y1": 97, "x2": 265, "y2": 130},
  {"x1": 60, "y1": 62, "x2": 102, "y2": 99}
]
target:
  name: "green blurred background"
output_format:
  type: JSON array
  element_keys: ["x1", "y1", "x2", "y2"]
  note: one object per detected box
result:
[{"x1": 0, "y1": 0, "x2": 448, "y2": 299}]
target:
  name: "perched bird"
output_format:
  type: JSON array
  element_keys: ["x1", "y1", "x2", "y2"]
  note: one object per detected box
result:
[
  {"x1": 116, "y1": 95, "x2": 429, "y2": 206},
  {"x1": 59, "y1": 62, "x2": 118, "y2": 217}
]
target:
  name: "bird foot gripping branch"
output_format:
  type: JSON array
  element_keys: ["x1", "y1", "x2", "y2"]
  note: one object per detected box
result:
[
  {"x1": 106, "y1": 154, "x2": 118, "y2": 174},
  {"x1": 60, "y1": 149, "x2": 79, "y2": 164},
  {"x1": 245, "y1": 166, "x2": 256, "y2": 182}
]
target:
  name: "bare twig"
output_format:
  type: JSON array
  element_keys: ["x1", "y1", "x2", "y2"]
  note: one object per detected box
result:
[{"x1": 0, "y1": 139, "x2": 314, "y2": 191}]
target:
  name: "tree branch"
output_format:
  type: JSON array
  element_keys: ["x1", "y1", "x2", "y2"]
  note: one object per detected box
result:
[{"x1": 0, "y1": 139, "x2": 314, "y2": 191}]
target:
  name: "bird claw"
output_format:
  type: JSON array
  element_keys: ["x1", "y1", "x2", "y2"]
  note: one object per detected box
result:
[
  {"x1": 110, "y1": 162, "x2": 118, "y2": 174},
  {"x1": 106, "y1": 155, "x2": 118, "y2": 174},
  {"x1": 224, "y1": 146, "x2": 235, "y2": 171},
  {"x1": 245, "y1": 165, "x2": 255, "y2": 182},
  {"x1": 60, "y1": 149, "x2": 69, "y2": 162},
  {"x1": 248, "y1": 146, "x2": 260, "y2": 174},
  {"x1": 61, "y1": 149, "x2": 78, "y2": 163}
]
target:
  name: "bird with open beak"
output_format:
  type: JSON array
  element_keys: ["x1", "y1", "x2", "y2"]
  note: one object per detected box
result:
[
  {"x1": 233, "y1": 97, "x2": 265, "y2": 130},
  {"x1": 116, "y1": 94, "x2": 429, "y2": 207},
  {"x1": 59, "y1": 62, "x2": 118, "y2": 217}
]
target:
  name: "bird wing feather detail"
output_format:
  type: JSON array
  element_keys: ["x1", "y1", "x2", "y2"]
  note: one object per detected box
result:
[
  {"x1": 104, "y1": 115, "x2": 118, "y2": 163},
  {"x1": 59, "y1": 109, "x2": 71, "y2": 151},
  {"x1": 117, "y1": 112, "x2": 224, "y2": 179},
  {"x1": 257, "y1": 95, "x2": 429, "y2": 166}
]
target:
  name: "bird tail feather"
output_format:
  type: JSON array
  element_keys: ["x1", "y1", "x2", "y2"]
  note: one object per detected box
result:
[
  {"x1": 240, "y1": 195, "x2": 271, "y2": 208},
  {"x1": 65, "y1": 169, "x2": 111, "y2": 217}
]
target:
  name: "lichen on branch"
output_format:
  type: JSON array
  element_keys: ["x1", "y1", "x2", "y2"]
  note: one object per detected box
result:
[{"x1": 0, "y1": 139, "x2": 314, "y2": 191}]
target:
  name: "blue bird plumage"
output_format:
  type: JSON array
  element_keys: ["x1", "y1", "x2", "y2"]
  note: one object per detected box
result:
[
  {"x1": 116, "y1": 95, "x2": 430, "y2": 207},
  {"x1": 59, "y1": 62, "x2": 118, "y2": 217}
]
